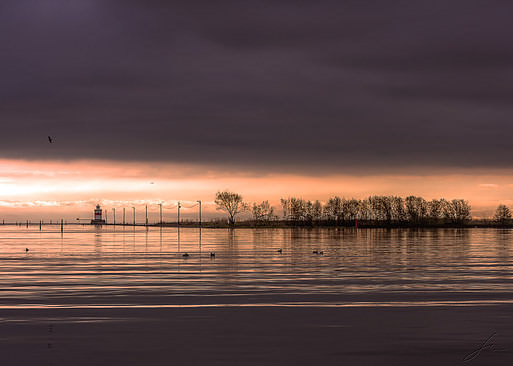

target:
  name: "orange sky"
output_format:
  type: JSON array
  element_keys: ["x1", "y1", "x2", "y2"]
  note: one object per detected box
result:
[{"x1": 1, "y1": 158, "x2": 513, "y2": 221}]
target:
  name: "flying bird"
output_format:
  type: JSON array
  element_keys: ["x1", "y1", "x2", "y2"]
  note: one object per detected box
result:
[{"x1": 48, "y1": 136, "x2": 53, "y2": 143}]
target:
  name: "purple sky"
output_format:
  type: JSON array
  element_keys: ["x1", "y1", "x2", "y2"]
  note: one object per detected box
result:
[{"x1": 1, "y1": 1, "x2": 513, "y2": 174}]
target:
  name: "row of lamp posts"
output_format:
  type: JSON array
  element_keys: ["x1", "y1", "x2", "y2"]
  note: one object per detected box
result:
[{"x1": 108, "y1": 201, "x2": 202, "y2": 227}]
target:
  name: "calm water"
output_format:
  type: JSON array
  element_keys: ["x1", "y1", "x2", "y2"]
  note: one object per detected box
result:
[{"x1": 1, "y1": 226, "x2": 512, "y2": 309}]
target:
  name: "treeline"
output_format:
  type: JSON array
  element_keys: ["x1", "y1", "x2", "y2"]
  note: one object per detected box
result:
[{"x1": 252, "y1": 196, "x2": 471, "y2": 226}]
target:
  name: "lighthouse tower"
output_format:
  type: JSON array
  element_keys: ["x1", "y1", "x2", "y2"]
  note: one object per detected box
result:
[{"x1": 91, "y1": 204, "x2": 106, "y2": 225}]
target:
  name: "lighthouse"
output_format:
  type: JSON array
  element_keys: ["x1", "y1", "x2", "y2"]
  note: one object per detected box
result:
[{"x1": 91, "y1": 204, "x2": 106, "y2": 225}]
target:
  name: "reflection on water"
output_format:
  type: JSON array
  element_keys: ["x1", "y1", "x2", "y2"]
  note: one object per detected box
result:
[{"x1": 0, "y1": 226, "x2": 512, "y2": 308}]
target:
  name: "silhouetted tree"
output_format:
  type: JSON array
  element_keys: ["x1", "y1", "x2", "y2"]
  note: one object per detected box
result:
[
  {"x1": 341, "y1": 198, "x2": 360, "y2": 224},
  {"x1": 215, "y1": 191, "x2": 248, "y2": 226},
  {"x1": 274, "y1": 194, "x2": 475, "y2": 227},
  {"x1": 405, "y1": 196, "x2": 428, "y2": 223},
  {"x1": 391, "y1": 196, "x2": 407, "y2": 222},
  {"x1": 252, "y1": 201, "x2": 276, "y2": 222},
  {"x1": 448, "y1": 199, "x2": 472, "y2": 224},
  {"x1": 494, "y1": 204, "x2": 511, "y2": 224},
  {"x1": 281, "y1": 197, "x2": 309, "y2": 222},
  {"x1": 311, "y1": 200, "x2": 323, "y2": 221},
  {"x1": 428, "y1": 199, "x2": 443, "y2": 221},
  {"x1": 324, "y1": 196, "x2": 343, "y2": 223},
  {"x1": 358, "y1": 199, "x2": 371, "y2": 221}
]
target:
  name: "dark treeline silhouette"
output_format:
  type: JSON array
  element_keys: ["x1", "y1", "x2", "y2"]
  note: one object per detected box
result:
[
  {"x1": 275, "y1": 196, "x2": 472, "y2": 227},
  {"x1": 213, "y1": 190, "x2": 513, "y2": 228}
]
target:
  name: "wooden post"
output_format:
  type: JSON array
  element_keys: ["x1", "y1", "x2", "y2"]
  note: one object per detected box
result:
[{"x1": 60, "y1": 219, "x2": 63, "y2": 233}]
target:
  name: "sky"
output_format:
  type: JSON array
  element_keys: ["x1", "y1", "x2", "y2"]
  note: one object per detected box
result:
[{"x1": 1, "y1": 0, "x2": 513, "y2": 220}]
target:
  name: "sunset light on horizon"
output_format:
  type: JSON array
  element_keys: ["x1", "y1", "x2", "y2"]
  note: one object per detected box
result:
[{"x1": 1, "y1": 158, "x2": 513, "y2": 220}]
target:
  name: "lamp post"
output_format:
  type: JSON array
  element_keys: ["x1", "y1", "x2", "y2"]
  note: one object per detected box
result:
[
  {"x1": 177, "y1": 201, "x2": 181, "y2": 227},
  {"x1": 112, "y1": 208, "x2": 116, "y2": 226},
  {"x1": 159, "y1": 203, "x2": 163, "y2": 225},
  {"x1": 132, "y1": 207, "x2": 136, "y2": 226},
  {"x1": 197, "y1": 200, "x2": 202, "y2": 227},
  {"x1": 123, "y1": 208, "x2": 125, "y2": 226},
  {"x1": 145, "y1": 205, "x2": 148, "y2": 226}
]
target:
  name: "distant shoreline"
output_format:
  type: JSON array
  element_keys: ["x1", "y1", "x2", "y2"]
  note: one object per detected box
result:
[{"x1": 3, "y1": 220, "x2": 513, "y2": 229}]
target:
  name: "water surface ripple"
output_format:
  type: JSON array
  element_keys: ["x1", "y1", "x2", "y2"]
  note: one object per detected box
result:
[{"x1": 1, "y1": 226, "x2": 512, "y2": 308}]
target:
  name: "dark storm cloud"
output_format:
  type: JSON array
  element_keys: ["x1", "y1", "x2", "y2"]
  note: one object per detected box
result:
[{"x1": 1, "y1": 0, "x2": 513, "y2": 173}]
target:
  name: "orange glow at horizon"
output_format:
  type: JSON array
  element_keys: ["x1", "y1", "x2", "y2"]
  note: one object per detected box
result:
[{"x1": 1, "y1": 158, "x2": 513, "y2": 219}]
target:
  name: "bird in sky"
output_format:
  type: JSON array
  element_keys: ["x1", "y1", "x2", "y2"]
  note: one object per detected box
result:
[{"x1": 48, "y1": 136, "x2": 53, "y2": 143}]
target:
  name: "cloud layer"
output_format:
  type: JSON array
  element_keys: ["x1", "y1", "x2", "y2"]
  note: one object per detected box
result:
[{"x1": 1, "y1": 1, "x2": 513, "y2": 172}]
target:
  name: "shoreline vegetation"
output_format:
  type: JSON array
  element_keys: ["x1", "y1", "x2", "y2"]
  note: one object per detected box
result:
[
  {"x1": 208, "y1": 191, "x2": 513, "y2": 228},
  {"x1": 155, "y1": 220, "x2": 513, "y2": 229},
  {"x1": 6, "y1": 220, "x2": 513, "y2": 228}
]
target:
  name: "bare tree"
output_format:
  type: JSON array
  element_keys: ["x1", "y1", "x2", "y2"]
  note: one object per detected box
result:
[
  {"x1": 324, "y1": 196, "x2": 343, "y2": 223},
  {"x1": 391, "y1": 196, "x2": 407, "y2": 222},
  {"x1": 312, "y1": 200, "x2": 323, "y2": 221},
  {"x1": 405, "y1": 196, "x2": 428, "y2": 223},
  {"x1": 252, "y1": 201, "x2": 276, "y2": 222},
  {"x1": 215, "y1": 191, "x2": 248, "y2": 226},
  {"x1": 281, "y1": 197, "x2": 308, "y2": 222},
  {"x1": 494, "y1": 204, "x2": 511, "y2": 224},
  {"x1": 450, "y1": 199, "x2": 472, "y2": 224},
  {"x1": 345, "y1": 199, "x2": 360, "y2": 223},
  {"x1": 428, "y1": 199, "x2": 443, "y2": 221}
]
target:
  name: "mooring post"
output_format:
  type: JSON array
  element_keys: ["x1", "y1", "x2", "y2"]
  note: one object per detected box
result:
[
  {"x1": 60, "y1": 219, "x2": 63, "y2": 233},
  {"x1": 40, "y1": 220, "x2": 42, "y2": 231}
]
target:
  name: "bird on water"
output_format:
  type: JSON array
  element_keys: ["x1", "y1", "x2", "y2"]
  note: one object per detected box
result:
[
  {"x1": 210, "y1": 252, "x2": 215, "y2": 258},
  {"x1": 182, "y1": 253, "x2": 189, "y2": 257},
  {"x1": 25, "y1": 248, "x2": 29, "y2": 253},
  {"x1": 277, "y1": 248, "x2": 282, "y2": 253},
  {"x1": 48, "y1": 136, "x2": 53, "y2": 143}
]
